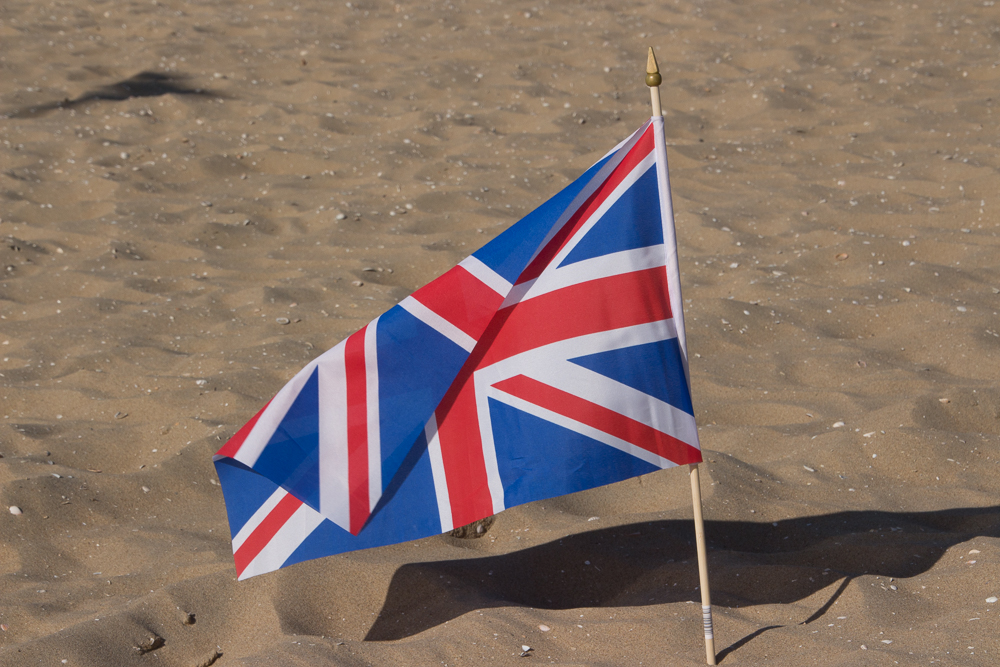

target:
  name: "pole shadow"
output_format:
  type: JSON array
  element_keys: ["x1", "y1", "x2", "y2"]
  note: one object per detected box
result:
[
  {"x1": 714, "y1": 575, "x2": 853, "y2": 662},
  {"x1": 3, "y1": 72, "x2": 218, "y2": 119},
  {"x1": 362, "y1": 505, "x2": 1000, "y2": 643}
]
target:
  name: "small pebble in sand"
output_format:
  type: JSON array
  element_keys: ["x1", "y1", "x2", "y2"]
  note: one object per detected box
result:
[
  {"x1": 832, "y1": 421, "x2": 845, "y2": 428},
  {"x1": 538, "y1": 624, "x2": 550, "y2": 632},
  {"x1": 986, "y1": 597, "x2": 997, "y2": 603},
  {"x1": 835, "y1": 253, "x2": 849, "y2": 261},
  {"x1": 803, "y1": 466, "x2": 815, "y2": 472},
  {"x1": 336, "y1": 213, "x2": 347, "y2": 220},
  {"x1": 276, "y1": 317, "x2": 290, "y2": 325},
  {"x1": 135, "y1": 634, "x2": 165, "y2": 654},
  {"x1": 142, "y1": 486, "x2": 150, "y2": 493},
  {"x1": 194, "y1": 648, "x2": 222, "y2": 666},
  {"x1": 939, "y1": 398, "x2": 950, "y2": 403},
  {"x1": 9, "y1": 506, "x2": 22, "y2": 515}
]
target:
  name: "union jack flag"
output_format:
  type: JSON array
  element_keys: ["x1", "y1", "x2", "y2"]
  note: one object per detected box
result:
[{"x1": 214, "y1": 116, "x2": 700, "y2": 579}]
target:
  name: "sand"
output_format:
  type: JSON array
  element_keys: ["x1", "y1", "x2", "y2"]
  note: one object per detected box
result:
[{"x1": 1, "y1": 0, "x2": 999, "y2": 664}]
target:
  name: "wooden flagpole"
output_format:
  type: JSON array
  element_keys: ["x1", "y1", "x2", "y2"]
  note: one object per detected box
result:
[
  {"x1": 645, "y1": 47, "x2": 717, "y2": 666},
  {"x1": 690, "y1": 463, "x2": 716, "y2": 665}
]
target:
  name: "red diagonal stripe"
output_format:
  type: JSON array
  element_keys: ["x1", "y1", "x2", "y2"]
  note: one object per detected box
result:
[
  {"x1": 410, "y1": 265, "x2": 505, "y2": 339},
  {"x1": 216, "y1": 398, "x2": 273, "y2": 459},
  {"x1": 493, "y1": 374, "x2": 702, "y2": 466},
  {"x1": 344, "y1": 327, "x2": 370, "y2": 534},
  {"x1": 517, "y1": 126, "x2": 655, "y2": 285},
  {"x1": 233, "y1": 492, "x2": 303, "y2": 576}
]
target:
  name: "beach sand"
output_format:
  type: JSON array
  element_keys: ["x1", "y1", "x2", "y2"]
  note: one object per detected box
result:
[{"x1": 2, "y1": 0, "x2": 999, "y2": 664}]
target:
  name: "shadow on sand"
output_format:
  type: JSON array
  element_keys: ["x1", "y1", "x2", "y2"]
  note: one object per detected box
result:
[
  {"x1": 364, "y1": 505, "x2": 1000, "y2": 653},
  {"x1": 3, "y1": 71, "x2": 217, "y2": 118}
]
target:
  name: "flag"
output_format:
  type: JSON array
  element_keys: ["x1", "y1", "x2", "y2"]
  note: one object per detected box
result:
[{"x1": 214, "y1": 116, "x2": 701, "y2": 580}]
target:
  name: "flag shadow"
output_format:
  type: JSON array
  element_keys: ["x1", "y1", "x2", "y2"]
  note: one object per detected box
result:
[
  {"x1": 364, "y1": 504, "x2": 1000, "y2": 641},
  {"x1": 3, "y1": 71, "x2": 218, "y2": 119}
]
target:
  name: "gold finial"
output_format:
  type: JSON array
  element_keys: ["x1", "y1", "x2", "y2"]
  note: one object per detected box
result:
[{"x1": 645, "y1": 47, "x2": 662, "y2": 87}]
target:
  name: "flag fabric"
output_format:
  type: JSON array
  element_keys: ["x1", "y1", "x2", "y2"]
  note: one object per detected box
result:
[{"x1": 214, "y1": 116, "x2": 701, "y2": 580}]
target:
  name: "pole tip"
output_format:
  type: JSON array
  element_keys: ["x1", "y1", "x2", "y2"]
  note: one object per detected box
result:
[{"x1": 645, "y1": 47, "x2": 662, "y2": 87}]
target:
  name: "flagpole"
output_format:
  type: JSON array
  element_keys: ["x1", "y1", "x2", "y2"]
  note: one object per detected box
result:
[
  {"x1": 689, "y1": 463, "x2": 716, "y2": 665},
  {"x1": 646, "y1": 46, "x2": 716, "y2": 665}
]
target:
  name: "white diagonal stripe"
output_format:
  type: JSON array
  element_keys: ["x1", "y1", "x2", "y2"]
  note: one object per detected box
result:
[
  {"x1": 502, "y1": 154, "x2": 658, "y2": 309},
  {"x1": 484, "y1": 384, "x2": 680, "y2": 470},
  {"x1": 232, "y1": 488, "x2": 287, "y2": 553},
  {"x1": 518, "y1": 245, "x2": 666, "y2": 304},
  {"x1": 232, "y1": 357, "x2": 319, "y2": 467},
  {"x1": 473, "y1": 318, "x2": 700, "y2": 450},
  {"x1": 399, "y1": 296, "x2": 477, "y2": 353},
  {"x1": 545, "y1": 152, "x2": 657, "y2": 272},
  {"x1": 516, "y1": 122, "x2": 649, "y2": 274},
  {"x1": 238, "y1": 503, "x2": 325, "y2": 580},
  {"x1": 460, "y1": 255, "x2": 513, "y2": 296},
  {"x1": 529, "y1": 357, "x2": 699, "y2": 448}
]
